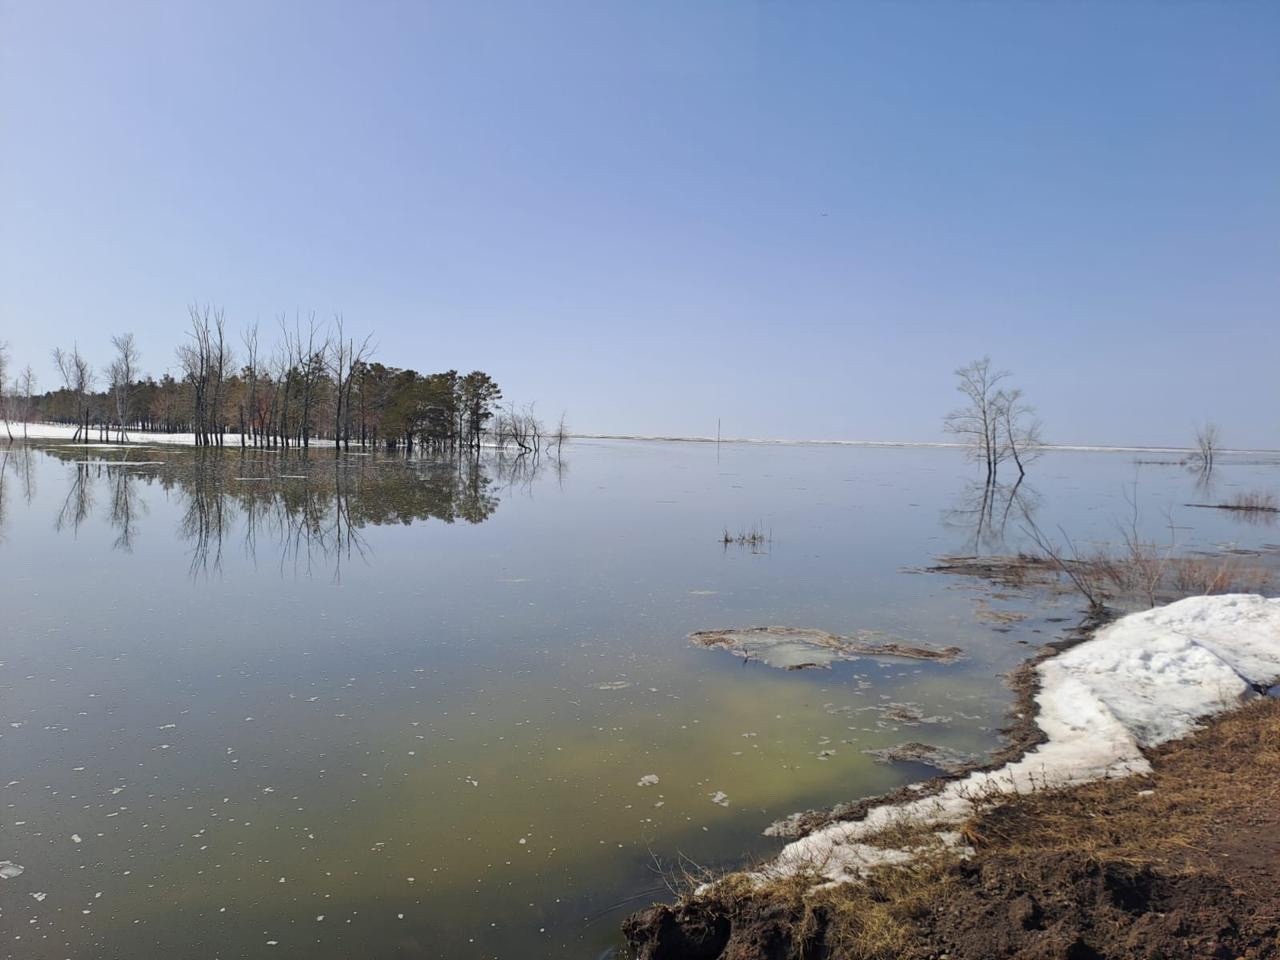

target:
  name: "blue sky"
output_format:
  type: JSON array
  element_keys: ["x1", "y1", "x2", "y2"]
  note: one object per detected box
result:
[{"x1": 2, "y1": 1, "x2": 1277, "y2": 447}]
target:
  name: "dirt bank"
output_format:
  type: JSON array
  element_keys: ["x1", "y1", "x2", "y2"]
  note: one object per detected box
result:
[{"x1": 624, "y1": 696, "x2": 1280, "y2": 959}]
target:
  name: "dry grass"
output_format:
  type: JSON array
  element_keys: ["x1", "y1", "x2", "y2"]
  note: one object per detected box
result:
[
  {"x1": 955, "y1": 544, "x2": 1274, "y2": 611},
  {"x1": 1226, "y1": 490, "x2": 1279, "y2": 512},
  {"x1": 710, "y1": 846, "x2": 961, "y2": 960},
  {"x1": 684, "y1": 699, "x2": 1280, "y2": 960},
  {"x1": 961, "y1": 697, "x2": 1280, "y2": 866}
]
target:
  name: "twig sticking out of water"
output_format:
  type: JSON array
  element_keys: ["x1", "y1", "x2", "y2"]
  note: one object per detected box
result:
[{"x1": 722, "y1": 522, "x2": 772, "y2": 549}]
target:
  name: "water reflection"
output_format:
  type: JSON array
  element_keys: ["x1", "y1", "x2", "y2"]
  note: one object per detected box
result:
[
  {"x1": 30, "y1": 445, "x2": 524, "y2": 577},
  {"x1": 942, "y1": 477, "x2": 1042, "y2": 554}
]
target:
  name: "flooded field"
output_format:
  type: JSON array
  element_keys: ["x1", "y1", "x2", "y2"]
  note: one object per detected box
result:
[{"x1": 1, "y1": 439, "x2": 1277, "y2": 959}]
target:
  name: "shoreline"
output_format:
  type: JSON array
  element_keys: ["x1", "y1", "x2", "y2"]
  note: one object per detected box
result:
[
  {"x1": 11, "y1": 421, "x2": 1280, "y2": 456},
  {"x1": 624, "y1": 594, "x2": 1280, "y2": 959}
]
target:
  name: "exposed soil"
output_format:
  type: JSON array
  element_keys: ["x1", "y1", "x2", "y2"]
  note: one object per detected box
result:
[{"x1": 623, "y1": 697, "x2": 1280, "y2": 960}]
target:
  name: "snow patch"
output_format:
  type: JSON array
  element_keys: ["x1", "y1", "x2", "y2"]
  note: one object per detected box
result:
[{"x1": 755, "y1": 595, "x2": 1280, "y2": 886}]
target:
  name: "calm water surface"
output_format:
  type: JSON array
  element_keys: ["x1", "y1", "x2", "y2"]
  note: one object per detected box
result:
[{"x1": 1, "y1": 439, "x2": 1277, "y2": 959}]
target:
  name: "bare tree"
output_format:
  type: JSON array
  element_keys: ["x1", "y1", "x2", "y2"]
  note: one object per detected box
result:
[
  {"x1": 241, "y1": 322, "x2": 260, "y2": 447},
  {"x1": 997, "y1": 387, "x2": 1043, "y2": 477},
  {"x1": 0, "y1": 342, "x2": 9, "y2": 441},
  {"x1": 552, "y1": 411, "x2": 569, "y2": 456},
  {"x1": 108, "y1": 332, "x2": 140, "y2": 441},
  {"x1": 14, "y1": 366, "x2": 35, "y2": 438},
  {"x1": 1191, "y1": 423, "x2": 1220, "y2": 474},
  {"x1": 944, "y1": 357, "x2": 1009, "y2": 481},
  {"x1": 281, "y1": 313, "x2": 329, "y2": 448},
  {"x1": 53, "y1": 344, "x2": 94, "y2": 441},
  {"x1": 179, "y1": 306, "x2": 232, "y2": 446},
  {"x1": 328, "y1": 315, "x2": 375, "y2": 452}
]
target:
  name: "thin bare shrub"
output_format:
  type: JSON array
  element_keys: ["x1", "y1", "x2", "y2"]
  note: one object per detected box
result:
[
  {"x1": 1226, "y1": 491, "x2": 1278, "y2": 512},
  {"x1": 722, "y1": 522, "x2": 772, "y2": 551}
]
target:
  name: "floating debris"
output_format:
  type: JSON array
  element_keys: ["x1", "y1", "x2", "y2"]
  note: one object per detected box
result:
[
  {"x1": 973, "y1": 599, "x2": 1030, "y2": 625},
  {"x1": 0, "y1": 861, "x2": 24, "y2": 879},
  {"x1": 596, "y1": 680, "x2": 632, "y2": 690},
  {"x1": 862, "y1": 742, "x2": 978, "y2": 773},
  {"x1": 636, "y1": 774, "x2": 660, "y2": 787},
  {"x1": 880, "y1": 703, "x2": 950, "y2": 725},
  {"x1": 709, "y1": 791, "x2": 730, "y2": 807},
  {"x1": 689, "y1": 627, "x2": 961, "y2": 670}
]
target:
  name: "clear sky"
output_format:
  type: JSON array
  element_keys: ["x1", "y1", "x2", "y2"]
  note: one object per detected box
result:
[{"x1": 2, "y1": 1, "x2": 1277, "y2": 447}]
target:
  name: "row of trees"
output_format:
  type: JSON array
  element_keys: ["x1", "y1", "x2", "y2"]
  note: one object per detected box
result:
[{"x1": 0, "y1": 309, "x2": 567, "y2": 455}]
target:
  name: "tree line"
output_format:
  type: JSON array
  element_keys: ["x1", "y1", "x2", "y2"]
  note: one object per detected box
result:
[{"x1": 0, "y1": 308, "x2": 566, "y2": 455}]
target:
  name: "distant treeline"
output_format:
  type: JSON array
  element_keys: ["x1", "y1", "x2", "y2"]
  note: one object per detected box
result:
[{"x1": 0, "y1": 307, "x2": 564, "y2": 453}]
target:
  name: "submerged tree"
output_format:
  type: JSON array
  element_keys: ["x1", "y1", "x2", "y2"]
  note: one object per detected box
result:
[
  {"x1": 998, "y1": 387, "x2": 1043, "y2": 478},
  {"x1": 24, "y1": 313, "x2": 541, "y2": 453},
  {"x1": 1191, "y1": 423, "x2": 1220, "y2": 474},
  {"x1": 52, "y1": 344, "x2": 94, "y2": 441},
  {"x1": 0, "y1": 342, "x2": 9, "y2": 441},
  {"x1": 108, "y1": 333, "x2": 140, "y2": 442},
  {"x1": 944, "y1": 357, "x2": 1042, "y2": 480},
  {"x1": 178, "y1": 306, "x2": 232, "y2": 447}
]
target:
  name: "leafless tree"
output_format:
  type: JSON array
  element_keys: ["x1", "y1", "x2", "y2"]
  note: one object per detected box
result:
[
  {"x1": 241, "y1": 322, "x2": 261, "y2": 447},
  {"x1": 495, "y1": 402, "x2": 544, "y2": 455},
  {"x1": 997, "y1": 388, "x2": 1043, "y2": 477},
  {"x1": 1191, "y1": 423, "x2": 1220, "y2": 474},
  {"x1": 0, "y1": 342, "x2": 10, "y2": 441},
  {"x1": 178, "y1": 306, "x2": 232, "y2": 446},
  {"x1": 108, "y1": 332, "x2": 140, "y2": 441},
  {"x1": 552, "y1": 411, "x2": 570, "y2": 456},
  {"x1": 328, "y1": 315, "x2": 375, "y2": 452},
  {"x1": 15, "y1": 366, "x2": 34, "y2": 438},
  {"x1": 53, "y1": 344, "x2": 94, "y2": 441},
  {"x1": 281, "y1": 313, "x2": 330, "y2": 448},
  {"x1": 944, "y1": 357, "x2": 1009, "y2": 481}
]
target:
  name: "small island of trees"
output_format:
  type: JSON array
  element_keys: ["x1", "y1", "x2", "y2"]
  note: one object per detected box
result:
[{"x1": 0, "y1": 306, "x2": 567, "y2": 456}]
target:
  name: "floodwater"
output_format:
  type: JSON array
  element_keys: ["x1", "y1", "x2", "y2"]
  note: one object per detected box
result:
[{"x1": 0, "y1": 439, "x2": 1277, "y2": 959}]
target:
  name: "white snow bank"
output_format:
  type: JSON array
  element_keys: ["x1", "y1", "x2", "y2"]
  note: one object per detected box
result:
[
  {"x1": 756, "y1": 595, "x2": 1280, "y2": 885},
  {"x1": 12, "y1": 422, "x2": 340, "y2": 448}
]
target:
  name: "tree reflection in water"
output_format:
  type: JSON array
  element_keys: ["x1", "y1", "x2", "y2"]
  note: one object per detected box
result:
[
  {"x1": 943, "y1": 476, "x2": 1042, "y2": 555},
  {"x1": 32, "y1": 445, "x2": 531, "y2": 579}
]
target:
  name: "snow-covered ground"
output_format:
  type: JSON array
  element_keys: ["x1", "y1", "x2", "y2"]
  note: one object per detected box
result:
[
  {"x1": 754, "y1": 594, "x2": 1280, "y2": 885},
  {"x1": 6, "y1": 422, "x2": 338, "y2": 447}
]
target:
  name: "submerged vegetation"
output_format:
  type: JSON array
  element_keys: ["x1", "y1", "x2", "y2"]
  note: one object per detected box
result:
[
  {"x1": 1188, "y1": 489, "x2": 1279, "y2": 515},
  {"x1": 721, "y1": 522, "x2": 772, "y2": 549}
]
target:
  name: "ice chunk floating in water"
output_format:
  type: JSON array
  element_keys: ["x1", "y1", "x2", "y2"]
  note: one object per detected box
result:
[{"x1": 690, "y1": 626, "x2": 962, "y2": 670}]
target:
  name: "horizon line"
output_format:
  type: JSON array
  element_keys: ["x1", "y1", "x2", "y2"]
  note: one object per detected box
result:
[{"x1": 572, "y1": 434, "x2": 1280, "y2": 456}]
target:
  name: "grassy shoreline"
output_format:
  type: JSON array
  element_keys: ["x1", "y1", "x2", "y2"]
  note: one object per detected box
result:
[{"x1": 623, "y1": 580, "x2": 1280, "y2": 959}]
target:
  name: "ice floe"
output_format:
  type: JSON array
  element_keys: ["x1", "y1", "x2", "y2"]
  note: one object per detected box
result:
[{"x1": 690, "y1": 626, "x2": 961, "y2": 670}]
